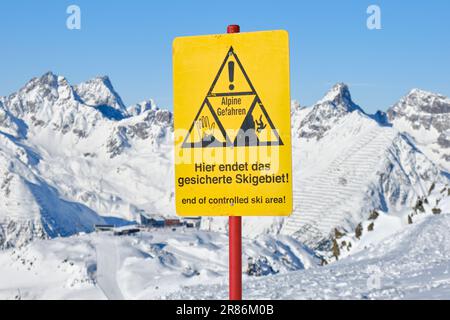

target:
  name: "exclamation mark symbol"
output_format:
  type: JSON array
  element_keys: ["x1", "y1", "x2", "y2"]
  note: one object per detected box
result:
[{"x1": 228, "y1": 61, "x2": 235, "y2": 91}]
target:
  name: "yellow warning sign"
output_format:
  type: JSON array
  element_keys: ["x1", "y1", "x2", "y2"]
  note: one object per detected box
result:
[{"x1": 173, "y1": 30, "x2": 292, "y2": 217}]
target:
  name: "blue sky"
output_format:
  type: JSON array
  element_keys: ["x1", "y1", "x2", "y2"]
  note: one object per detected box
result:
[{"x1": 0, "y1": 0, "x2": 449, "y2": 113}]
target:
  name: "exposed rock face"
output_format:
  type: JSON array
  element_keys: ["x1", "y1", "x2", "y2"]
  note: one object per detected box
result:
[
  {"x1": 388, "y1": 89, "x2": 450, "y2": 133},
  {"x1": 387, "y1": 89, "x2": 450, "y2": 171}
]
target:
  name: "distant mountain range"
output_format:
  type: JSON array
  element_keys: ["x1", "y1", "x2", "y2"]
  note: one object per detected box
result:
[
  {"x1": 0, "y1": 72, "x2": 173, "y2": 247},
  {"x1": 0, "y1": 73, "x2": 448, "y2": 252}
]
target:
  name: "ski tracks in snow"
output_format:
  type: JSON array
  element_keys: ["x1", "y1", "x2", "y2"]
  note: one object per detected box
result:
[{"x1": 282, "y1": 126, "x2": 395, "y2": 241}]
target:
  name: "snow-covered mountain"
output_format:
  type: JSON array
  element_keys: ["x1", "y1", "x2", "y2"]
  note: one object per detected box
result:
[
  {"x1": 0, "y1": 72, "x2": 173, "y2": 248},
  {"x1": 284, "y1": 84, "x2": 448, "y2": 250},
  {"x1": 387, "y1": 89, "x2": 450, "y2": 172},
  {"x1": 0, "y1": 73, "x2": 449, "y2": 299},
  {"x1": 0, "y1": 73, "x2": 448, "y2": 255}
]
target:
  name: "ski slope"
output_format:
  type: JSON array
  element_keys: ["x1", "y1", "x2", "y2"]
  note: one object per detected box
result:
[
  {"x1": 1, "y1": 212, "x2": 449, "y2": 300},
  {"x1": 0, "y1": 229, "x2": 317, "y2": 299},
  {"x1": 95, "y1": 235, "x2": 124, "y2": 300},
  {"x1": 168, "y1": 213, "x2": 450, "y2": 300}
]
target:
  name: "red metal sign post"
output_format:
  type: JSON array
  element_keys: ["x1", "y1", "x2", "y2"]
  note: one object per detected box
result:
[
  {"x1": 229, "y1": 215, "x2": 242, "y2": 300},
  {"x1": 227, "y1": 24, "x2": 242, "y2": 301}
]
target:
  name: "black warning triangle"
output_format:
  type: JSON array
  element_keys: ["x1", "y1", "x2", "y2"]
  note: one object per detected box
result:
[
  {"x1": 181, "y1": 99, "x2": 230, "y2": 148},
  {"x1": 182, "y1": 47, "x2": 283, "y2": 148},
  {"x1": 208, "y1": 47, "x2": 255, "y2": 96},
  {"x1": 234, "y1": 97, "x2": 283, "y2": 147}
]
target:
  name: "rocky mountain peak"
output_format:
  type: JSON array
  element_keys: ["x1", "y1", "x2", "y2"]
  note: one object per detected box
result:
[
  {"x1": 296, "y1": 83, "x2": 365, "y2": 140},
  {"x1": 2, "y1": 72, "x2": 76, "y2": 119},
  {"x1": 387, "y1": 88, "x2": 450, "y2": 123},
  {"x1": 318, "y1": 83, "x2": 359, "y2": 112},
  {"x1": 26, "y1": 71, "x2": 58, "y2": 87},
  {"x1": 73, "y1": 75, "x2": 127, "y2": 115},
  {"x1": 390, "y1": 89, "x2": 450, "y2": 116}
]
